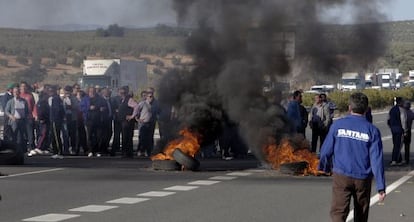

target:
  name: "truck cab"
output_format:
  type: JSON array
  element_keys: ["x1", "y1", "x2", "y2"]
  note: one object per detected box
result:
[{"x1": 340, "y1": 72, "x2": 365, "y2": 90}]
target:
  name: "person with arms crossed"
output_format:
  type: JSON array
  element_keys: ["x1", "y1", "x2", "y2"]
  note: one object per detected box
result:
[{"x1": 318, "y1": 92, "x2": 386, "y2": 222}]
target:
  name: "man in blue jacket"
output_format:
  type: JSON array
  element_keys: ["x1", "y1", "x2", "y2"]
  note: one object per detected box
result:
[
  {"x1": 318, "y1": 92, "x2": 386, "y2": 222},
  {"x1": 286, "y1": 90, "x2": 302, "y2": 133}
]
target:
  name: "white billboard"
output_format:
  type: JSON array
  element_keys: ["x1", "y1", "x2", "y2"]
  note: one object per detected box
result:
[{"x1": 83, "y1": 59, "x2": 120, "y2": 76}]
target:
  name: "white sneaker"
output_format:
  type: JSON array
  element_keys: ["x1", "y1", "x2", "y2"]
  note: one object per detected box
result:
[
  {"x1": 51, "y1": 154, "x2": 64, "y2": 159},
  {"x1": 33, "y1": 148, "x2": 43, "y2": 154},
  {"x1": 96, "y1": 153, "x2": 101, "y2": 157},
  {"x1": 88, "y1": 152, "x2": 93, "y2": 157},
  {"x1": 28, "y1": 150, "x2": 37, "y2": 157},
  {"x1": 224, "y1": 156, "x2": 233, "y2": 161},
  {"x1": 390, "y1": 161, "x2": 397, "y2": 166}
]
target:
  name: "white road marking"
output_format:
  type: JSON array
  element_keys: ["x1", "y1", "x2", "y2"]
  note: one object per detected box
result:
[
  {"x1": 188, "y1": 180, "x2": 221, "y2": 185},
  {"x1": 22, "y1": 213, "x2": 80, "y2": 222},
  {"x1": 247, "y1": 169, "x2": 266, "y2": 173},
  {"x1": 138, "y1": 191, "x2": 176, "y2": 197},
  {"x1": 346, "y1": 170, "x2": 414, "y2": 222},
  {"x1": 164, "y1": 185, "x2": 199, "y2": 191},
  {"x1": 0, "y1": 168, "x2": 64, "y2": 178},
  {"x1": 69, "y1": 205, "x2": 118, "y2": 212},
  {"x1": 382, "y1": 135, "x2": 392, "y2": 141},
  {"x1": 106, "y1": 197, "x2": 150, "y2": 204},
  {"x1": 209, "y1": 176, "x2": 237, "y2": 180},
  {"x1": 227, "y1": 172, "x2": 252, "y2": 176}
]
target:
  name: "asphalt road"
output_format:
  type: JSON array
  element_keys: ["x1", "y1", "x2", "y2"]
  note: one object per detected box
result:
[{"x1": 0, "y1": 111, "x2": 414, "y2": 222}]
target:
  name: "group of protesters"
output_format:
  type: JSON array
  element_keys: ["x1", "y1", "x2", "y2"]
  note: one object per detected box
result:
[
  {"x1": 285, "y1": 90, "x2": 335, "y2": 153},
  {"x1": 0, "y1": 81, "x2": 161, "y2": 159}
]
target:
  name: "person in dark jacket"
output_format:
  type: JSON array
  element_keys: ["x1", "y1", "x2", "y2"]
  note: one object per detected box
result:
[
  {"x1": 48, "y1": 86, "x2": 65, "y2": 159},
  {"x1": 319, "y1": 92, "x2": 386, "y2": 222},
  {"x1": 387, "y1": 97, "x2": 407, "y2": 166},
  {"x1": 72, "y1": 84, "x2": 88, "y2": 155},
  {"x1": 298, "y1": 102, "x2": 308, "y2": 138},
  {"x1": 286, "y1": 90, "x2": 302, "y2": 133},
  {"x1": 62, "y1": 85, "x2": 80, "y2": 155},
  {"x1": 147, "y1": 88, "x2": 161, "y2": 155},
  {"x1": 98, "y1": 87, "x2": 114, "y2": 155},
  {"x1": 402, "y1": 101, "x2": 414, "y2": 164},
  {"x1": 365, "y1": 106, "x2": 373, "y2": 123},
  {"x1": 117, "y1": 86, "x2": 139, "y2": 158},
  {"x1": 1, "y1": 83, "x2": 15, "y2": 142},
  {"x1": 110, "y1": 93, "x2": 122, "y2": 156},
  {"x1": 28, "y1": 90, "x2": 50, "y2": 156},
  {"x1": 83, "y1": 87, "x2": 105, "y2": 157}
]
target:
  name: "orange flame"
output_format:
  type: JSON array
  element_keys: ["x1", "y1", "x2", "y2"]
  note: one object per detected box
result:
[
  {"x1": 263, "y1": 138, "x2": 320, "y2": 175},
  {"x1": 151, "y1": 128, "x2": 201, "y2": 161}
]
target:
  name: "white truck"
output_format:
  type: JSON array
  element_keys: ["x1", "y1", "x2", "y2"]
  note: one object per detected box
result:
[
  {"x1": 376, "y1": 68, "x2": 399, "y2": 89},
  {"x1": 80, "y1": 59, "x2": 147, "y2": 94},
  {"x1": 406, "y1": 70, "x2": 414, "y2": 87},
  {"x1": 409, "y1": 70, "x2": 414, "y2": 81},
  {"x1": 378, "y1": 73, "x2": 392, "y2": 89},
  {"x1": 340, "y1": 72, "x2": 365, "y2": 90}
]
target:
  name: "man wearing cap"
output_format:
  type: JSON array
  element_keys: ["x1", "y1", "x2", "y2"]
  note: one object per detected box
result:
[{"x1": 1, "y1": 83, "x2": 15, "y2": 142}]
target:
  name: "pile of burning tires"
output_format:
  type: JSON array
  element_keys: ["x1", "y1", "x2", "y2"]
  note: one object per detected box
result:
[{"x1": 152, "y1": 148, "x2": 200, "y2": 171}]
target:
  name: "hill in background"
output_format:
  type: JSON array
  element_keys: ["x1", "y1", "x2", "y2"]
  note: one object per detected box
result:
[{"x1": 0, "y1": 21, "x2": 414, "y2": 90}]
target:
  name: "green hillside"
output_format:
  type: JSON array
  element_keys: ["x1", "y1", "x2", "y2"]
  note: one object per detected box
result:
[
  {"x1": 0, "y1": 25, "x2": 188, "y2": 59},
  {"x1": 1, "y1": 21, "x2": 414, "y2": 88}
]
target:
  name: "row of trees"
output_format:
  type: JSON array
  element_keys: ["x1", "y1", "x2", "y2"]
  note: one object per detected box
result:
[
  {"x1": 302, "y1": 87, "x2": 414, "y2": 113},
  {"x1": 95, "y1": 24, "x2": 125, "y2": 37},
  {"x1": 11, "y1": 55, "x2": 84, "y2": 68},
  {"x1": 0, "y1": 25, "x2": 187, "y2": 60}
]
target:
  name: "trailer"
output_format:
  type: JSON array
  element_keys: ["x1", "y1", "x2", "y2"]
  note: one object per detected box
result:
[{"x1": 80, "y1": 59, "x2": 147, "y2": 94}]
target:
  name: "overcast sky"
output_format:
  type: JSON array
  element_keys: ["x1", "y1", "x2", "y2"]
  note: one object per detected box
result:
[{"x1": 0, "y1": 0, "x2": 412, "y2": 30}]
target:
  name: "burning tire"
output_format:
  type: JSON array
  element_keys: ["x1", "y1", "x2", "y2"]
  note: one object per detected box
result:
[
  {"x1": 172, "y1": 148, "x2": 200, "y2": 171},
  {"x1": 152, "y1": 160, "x2": 181, "y2": 171},
  {"x1": 0, "y1": 140, "x2": 24, "y2": 165},
  {"x1": 279, "y1": 161, "x2": 308, "y2": 175}
]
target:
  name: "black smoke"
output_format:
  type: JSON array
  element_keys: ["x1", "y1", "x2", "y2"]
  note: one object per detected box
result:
[{"x1": 158, "y1": 0, "x2": 386, "y2": 161}]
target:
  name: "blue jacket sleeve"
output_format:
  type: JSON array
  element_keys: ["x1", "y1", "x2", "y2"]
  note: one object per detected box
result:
[
  {"x1": 370, "y1": 128, "x2": 386, "y2": 191},
  {"x1": 287, "y1": 102, "x2": 301, "y2": 130},
  {"x1": 318, "y1": 125, "x2": 335, "y2": 173},
  {"x1": 79, "y1": 97, "x2": 89, "y2": 122}
]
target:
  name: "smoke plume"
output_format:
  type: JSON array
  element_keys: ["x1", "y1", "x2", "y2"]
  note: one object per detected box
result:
[{"x1": 158, "y1": 0, "x2": 386, "y2": 161}]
